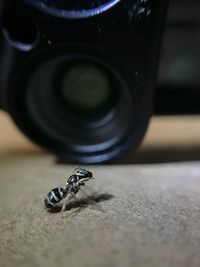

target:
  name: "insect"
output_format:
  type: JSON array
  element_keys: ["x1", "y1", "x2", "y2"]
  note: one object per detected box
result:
[{"x1": 44, "y1": 167, "x2": 95, "y2": 216}]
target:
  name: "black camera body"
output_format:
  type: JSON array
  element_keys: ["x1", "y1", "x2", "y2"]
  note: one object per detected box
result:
[{"x1": 0, "y1": 0, "x2": 168, "y2": 163}]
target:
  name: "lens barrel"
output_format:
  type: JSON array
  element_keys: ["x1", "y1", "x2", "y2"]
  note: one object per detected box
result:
[{"x1": 0, "y1": 0, "x2": 168, "y2": 163}]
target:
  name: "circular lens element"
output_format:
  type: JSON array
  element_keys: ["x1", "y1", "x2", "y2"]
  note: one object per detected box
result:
[
  {"x1": 25, "y1": 0, "x2": 121, "y2": 19},
  {"x1": 60, "y1": 63, "x2": 112, "y2": 112},
  {"x1": 8, "y1": 47, "x2": 136, "y2": 163}
]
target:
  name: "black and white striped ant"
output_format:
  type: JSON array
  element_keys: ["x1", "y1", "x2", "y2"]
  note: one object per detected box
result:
[{"x1": 44, "y1": 168, "x2": 95, "y2": 216}]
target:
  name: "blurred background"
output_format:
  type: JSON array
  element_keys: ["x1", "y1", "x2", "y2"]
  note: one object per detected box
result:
[{"x1": 157, "y1": 0, "x2": 200, "y2": 115}]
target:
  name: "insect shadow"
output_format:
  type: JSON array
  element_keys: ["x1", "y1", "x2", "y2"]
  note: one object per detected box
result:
[{"x1": 48, "y1": 193, "x2": 114, "y2": 213}]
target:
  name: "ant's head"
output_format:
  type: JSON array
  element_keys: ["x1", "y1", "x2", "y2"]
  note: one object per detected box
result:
[{"x1": 73, "y1": 167, "x2": 94, "y2": 184}]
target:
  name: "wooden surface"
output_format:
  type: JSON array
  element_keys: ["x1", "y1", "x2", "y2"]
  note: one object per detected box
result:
[
  {"x1": 0, "y1": 155, "x2": 200, "y2": 267},
  {"x1": 0, "y1": 112, "x2": 200, "y2": 267}
]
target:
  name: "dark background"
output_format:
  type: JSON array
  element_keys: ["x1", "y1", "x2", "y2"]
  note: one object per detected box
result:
[{"x1": 156, "y1": 0, "x2": 200, "y2": 115}]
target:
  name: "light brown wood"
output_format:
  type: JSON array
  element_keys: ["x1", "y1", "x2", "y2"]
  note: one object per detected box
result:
[{"x1": 0, "y1": 155, "x2": 200, "y2": 267}]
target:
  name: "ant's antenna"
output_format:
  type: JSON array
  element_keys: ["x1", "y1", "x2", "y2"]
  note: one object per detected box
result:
[{"x1": 73, "y1": 167, "x2": 82, "y2": 172}]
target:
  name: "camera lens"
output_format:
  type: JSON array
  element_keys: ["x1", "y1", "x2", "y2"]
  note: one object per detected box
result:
[
  {"x1": 59, "y1": 63, "x2": 112, "y2": 113},
  {"x1": 10, "y1": 48, "x2": 134, "y2": 163},
  {"x1": 25, "y1": 0, "x2": 121, "y2": 18}
]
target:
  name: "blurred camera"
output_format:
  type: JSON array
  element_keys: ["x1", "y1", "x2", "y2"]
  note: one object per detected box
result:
[{"x1": 0, "y1": 0, "x2": 168, "y2": 163}]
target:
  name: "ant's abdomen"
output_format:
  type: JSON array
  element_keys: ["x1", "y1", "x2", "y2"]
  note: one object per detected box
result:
[{"x1": 44, "y1": 187, "x2": 64, "y2": 209}]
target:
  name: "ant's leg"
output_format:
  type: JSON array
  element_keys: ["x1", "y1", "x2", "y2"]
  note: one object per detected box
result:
[
  {"x1": 61, "y1": 202, "x2": 67, "y2": 218},
  {"x1": 61, "y1": 194, "x2": 71, "y2": 218},
  {"x1": 60, "y1": 193, "x2": 76, "y2": 218}
]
